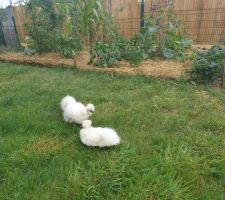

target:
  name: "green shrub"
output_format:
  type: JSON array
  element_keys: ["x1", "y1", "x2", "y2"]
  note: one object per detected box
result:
[
  {"x1": 123, "y1": 38, "x2": 143, "y2": 66},
  {"x1": 89, "y1": 39, "x2": 127, "y2": 67},
  {"x1": 24, "y1": 0, "x2": 64, "y2": 54},
  {"x1": 131, "y1": 27, "x2": 158, "y2": 59},
  {"x1": 145, "y1": 9, "x2": 192, "y2": 61},
  {"x1": 23, "y1": 0, "x2": 116, "y2": 57},
  {"x1": 56, "y1": 36, "x2": 82, "y2": 58},
  {"x1": 89, "y1": 38, "x2": 144, "y2": 67},
  {"x1": 161, "y1": 32, "x2": 192, "y2": 61},
  {"x1": 190, "y1": 45, "x2": 225, "y2": 84}
]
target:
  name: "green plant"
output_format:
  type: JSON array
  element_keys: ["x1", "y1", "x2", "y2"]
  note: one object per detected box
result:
[
  {"x1": 23, "y1": 0, "x2": 64, "y2": 53},
  {"x1": 21, "y1": 0, "x2": 116, "y2": 56},
  {"x1": 161, "y1": 32, "x2": 192, "y2": 61},
  {"x1": 89, "y1": 39, "x2": 126, "y2": 67},
  {"x1": 123, "y1": 38, "x2": 143, "y2": 66},
  {"x1": 23, "y1": 37, "x2": 36, "y2": 56},
  {"x1": 90, "y1": 7, "x2": 192, "y2": 68},
  {"x1": 56, "y1": 36, "x2": 82, "y2": 58},
  {"x1": 89, "y1": 38, "x2": 144, "y2": 67},
  {"x1": 143, "y1": 9, "x2": 192, "y2": 61},
  {"x1": 136, "y1": 28, "x2": 158, "y2": 59},
  {"x1": 71, "y1": 0, "x2": 117, "y2": 46},
  {"x1": 190, "y1": 45, "x2": 225, "y2": 84}
]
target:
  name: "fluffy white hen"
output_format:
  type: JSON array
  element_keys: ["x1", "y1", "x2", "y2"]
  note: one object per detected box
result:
[
  {"x1": 80, "y1": 120, "x2": 121, "y2": 147},
  {"x1": 60, "y1": 95, "x2": 76, "y2": 111},
  {"x1": 60, "y1": 95, "x2": 95, "y2": 124}
]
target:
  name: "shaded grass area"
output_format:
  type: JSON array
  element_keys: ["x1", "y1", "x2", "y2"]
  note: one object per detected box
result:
[{"x1": 0, "y1": 62, "x2": 225, "y2": 199}]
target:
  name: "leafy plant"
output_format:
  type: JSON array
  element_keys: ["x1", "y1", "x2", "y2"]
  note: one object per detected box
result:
[
  {"x1": 130, "y1": 29, "x2": 158, "y2": 59},
  {"x1": 90, "y1": 7, "x2": 192, "y2": 68},
  {"x1": 89, "y1": 38, "x2": 144, "y2": 67},
  {"x1": 56, "y1": 36, "x2": 82, "y2": 58},
  {"x1": 123, "y1": 38, "x2": 143, "y2": 66},
  {"x1": 23, "y1": 0, "x2": 64, "y2": 53},
  {"x1": 71, "y1": 0, "x2": 117, "y2": 46},
  {"x1": 161, "y1": 32, "x2": 192, "y2": 61},
  {"x1": 23, "y1": 36, "x2": 36, "y2": 56},
  {"x1": 190, "y1": 45, "x2": 225, "y2": 84},
  {"x1": 144, "y1": 9, "x2": 192, "y2": 61},
  {"x1": 89, "y1": 39, "x2": 127, "y2": 67},
  {"x1": 21, "y1": 0, "x2": 116, "y2": 57}
]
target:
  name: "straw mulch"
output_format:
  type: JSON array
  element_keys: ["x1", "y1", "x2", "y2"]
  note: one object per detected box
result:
[{"x1": 0, "y1": 51, "x2": 191, "y2": 78}]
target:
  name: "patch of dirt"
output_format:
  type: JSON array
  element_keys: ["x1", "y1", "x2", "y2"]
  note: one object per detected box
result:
[
  {"x1": 195, "y1": 90, "x2": 210, "y2": 98},
  {"x1": 194, "y1": 90, "x2": 219, "y2": 104},
  {"x1": 0, "y1": 51, "x2": 191, "y2": 78},
  {"x1": 192, "y1": 44, "x2": 213, "y2": 51},
  {"x1": 25, "y1": 137, "x2": 61, "y2": 154}
]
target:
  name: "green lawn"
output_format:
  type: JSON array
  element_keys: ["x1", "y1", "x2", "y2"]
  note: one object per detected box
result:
[{"x1": 0, "y1": 62, "x2": 225, "y2": 200}]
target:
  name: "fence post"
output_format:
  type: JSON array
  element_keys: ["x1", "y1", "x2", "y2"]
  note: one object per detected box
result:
[
  {"x1": 12, "y1": 16, "x2": 20, "y2": 48},
  {"x1": 140, "y1": 0, "x2": 145, "y2": 28}
]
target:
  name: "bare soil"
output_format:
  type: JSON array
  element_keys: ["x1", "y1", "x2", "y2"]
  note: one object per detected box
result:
[{"x1": 192, "y1": 44, "x2": 213, "y2": 50}]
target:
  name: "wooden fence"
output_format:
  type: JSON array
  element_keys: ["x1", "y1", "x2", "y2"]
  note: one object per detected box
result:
[
  {"x1": 173, "y1": 0, "x2": 225, "y2": 43},
  {"x1": 106, "y1": 0, "x2": 225, "y2": 44},
  {"x1": 13, "y1": 0, "x2": 225, "y2": 45},
  {"x1": 13, "y1": 6, "x2": 27, "y2": 45}
]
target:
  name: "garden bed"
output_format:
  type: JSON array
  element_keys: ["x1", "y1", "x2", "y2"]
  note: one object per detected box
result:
[{"x1": 0, "y1": 51, "x2": 191, "y2": 78}]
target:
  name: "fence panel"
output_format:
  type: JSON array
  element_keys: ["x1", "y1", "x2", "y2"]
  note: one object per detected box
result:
[
  {"x1": 107, "y1": 0, "x2": 225, "y2": 44},
  {"x1": 174, "y1": 0, "x2": 225, "y2": 43},
  {"x1": 10, "y1": 0, "x2": 225, "y2": 45},
  {"x1": 0, "y1": 6, "x2": 20, "y2": 49},
  {"x1": 109, "y1": 0, "x2": 141, "y2": 38},
  {"x1": 13, "y1": 6, "x2": 27, "y2": 45}
]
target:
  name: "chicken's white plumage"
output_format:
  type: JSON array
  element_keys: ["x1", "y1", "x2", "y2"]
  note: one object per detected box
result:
[
  {"x1": 60, "y1": 95, "x2": 76, "y2": 111},
  {"x1": 60, "y1": 96, "x2": 95, "y2": 124},
  {"x1": 80, "y1": 120, "x2": 120, "y2": 147}
]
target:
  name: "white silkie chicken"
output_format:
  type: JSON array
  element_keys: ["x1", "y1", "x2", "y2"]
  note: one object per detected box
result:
[
  {"x1": 80, "y1": 120, "x2": 121, "y2": 147},
  {"x1": 60, "y1": 95, "x2": 76, "y2": 111},
  {"x1": 60, "y1": 95, "x2": 95, "y2": 124}
]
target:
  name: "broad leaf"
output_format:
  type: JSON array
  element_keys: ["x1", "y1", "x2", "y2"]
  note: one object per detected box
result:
[
  {"x1": 148, "y1": 26, "x2": 160, "y2": 33},
  {"x1": 162, "y1": 48, "x2": 176, "y2": 59}
]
